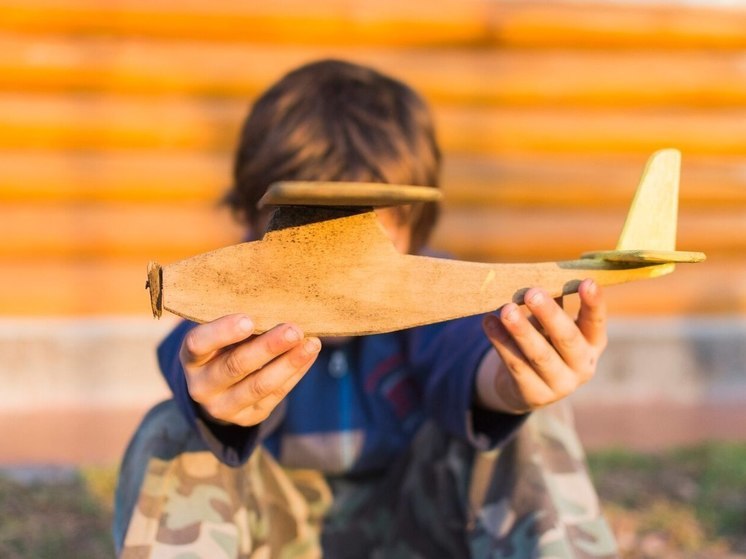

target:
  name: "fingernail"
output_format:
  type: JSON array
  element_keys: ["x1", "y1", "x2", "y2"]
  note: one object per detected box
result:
[
  {"x1": 502, "y1": 304, "x2": 519, "y2": 323},
  {"x1": 528, "y1": 291, "x2": 544, "y2": 306},
  {"x1": 586, "y1": 279, "x2": 597, "y2": 295},
  {"x1": 304, "y1": 338, "x2": 321, "y2": 353},
  {"x1": 238, "y1": 317, "x2": 254, "y2": 333},
  {"x1": 284, "y1": 327, "x2": 301, "y2": 343}
]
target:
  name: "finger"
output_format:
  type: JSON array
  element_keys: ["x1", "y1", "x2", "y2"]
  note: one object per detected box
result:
[
  {"x1": 483, "y1": 312, "x2": 558, "y2": 401},
  {"x1": 275, "y1": 337, "x2": 323, "y2": 394},
  {"x1": 237, "y1": 338, "x2": 321, "y2": 425},
  {"x1": 213, "y1": 323, "x2": 306, "y2": 389},
  {"x1": 577, "y1": 279, "x2": 608, "y2": 349},
  {"x1": 504, "y1": 297, "x2": 588, "y2": 396},
  {"x1": 211, "y1": 337, "x2": 321, "y2": 423},
  {"x1": 525, "y1": 295, "x2": 562, "y2": 335},
  {"x1": 181, "y1": 314, "x2": 255, "y2": 368},
  {"x1": 524, "y1": 287, "x2": 590, "y2": 371}
]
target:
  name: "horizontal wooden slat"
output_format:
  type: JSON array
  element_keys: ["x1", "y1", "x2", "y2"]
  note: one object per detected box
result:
[
  {"x1": 0, "y1": 258, "x2": 155, "y2": 316},
  {"x1": 441, "y1": 154, "x2": 746, "y2": 209},
  {"x1": 0, "y1": 0, "x2": 489, "y2": 46},
  {"x1": 0, "y1": 94, "x2": 744, "y2": 155},
  {"x1": 0, "y1": 93, "x2": 242, "y2": 150},
  {"x1": 3, "y1": 151, "x2": 746, "y2": 209},
  {"x1": 0, "y1": 202, "x2": 738, "y2": 261},
  {"x1": 0, "y1": 203, "x2": 243, "y2": 260},
  {"x1": 3, "y1": 34, "x2": 746, "y2": 107},
  {"x1": 432, "y1": 207, "x2": 740, "y2": 261},
  {"x1": 584, "y1": 260, "x2": 746, "y2": 315},
  {"x1": 0, "y1": 256, "x2": 742, "y2": 317},
  {"x1": 0, "y1": 151, "x2": 230, "y2": 203},
  {"x1": 495, "y1": 1, "x2": 746, "y2": 49},
  {"x1": 1, "y1": 0, "x2": 745, "y2": 48},
  {"x1": 438, "y1": 105, "x2": 746, "y2": 156}
]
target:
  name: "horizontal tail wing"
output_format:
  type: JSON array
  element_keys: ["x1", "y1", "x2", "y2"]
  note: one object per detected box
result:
[{"x1": 582, "y1": 249, "x2": 705, "y2": 263}]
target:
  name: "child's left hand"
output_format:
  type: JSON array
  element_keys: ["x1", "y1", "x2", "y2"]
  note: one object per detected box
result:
[{"x1": 477, "y1": 278, "x2": 607, "y2": 414}]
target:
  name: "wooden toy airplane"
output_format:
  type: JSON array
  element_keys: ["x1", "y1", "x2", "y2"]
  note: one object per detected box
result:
[{"x1": 146, "y1": 149, "x2": 705, "y2": 336}]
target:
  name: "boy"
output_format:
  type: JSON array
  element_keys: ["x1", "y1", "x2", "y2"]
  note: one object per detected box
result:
[{"x1": 115, "y1": 59, "x2": 617, "y2": 558}]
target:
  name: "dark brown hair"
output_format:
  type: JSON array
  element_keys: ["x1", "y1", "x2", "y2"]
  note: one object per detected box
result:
[{"x1": 226, "y1": 59, "x2": 441, "y2": 253}]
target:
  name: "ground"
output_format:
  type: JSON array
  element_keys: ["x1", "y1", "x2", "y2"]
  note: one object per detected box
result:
[
  {"x1": 588, "y1": 442, "x2": 746, "y2": 558},
  {"x1": 0, "y1": 442, "x2": 743, "y2": 558}
]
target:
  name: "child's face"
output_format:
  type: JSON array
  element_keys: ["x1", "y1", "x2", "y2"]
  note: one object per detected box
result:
[{"x1": 375, "y1": 207, "x2": 412, "y2": 254}]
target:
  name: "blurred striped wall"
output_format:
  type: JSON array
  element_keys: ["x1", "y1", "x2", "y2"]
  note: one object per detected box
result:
[
  {"x1": 1, "y1": 0, "x2": 745, "y2": 317},
  {"x1": 1, "y1": 0, "x2": 745, "y2": 463}
]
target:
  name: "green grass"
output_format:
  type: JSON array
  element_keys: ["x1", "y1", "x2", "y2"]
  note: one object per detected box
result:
[
  {"x1": 588, "y1": 441, "x2": 746, "y2": 557},
  {"x1": 0, "y1": 466, "x2": 118, "y2": 559},
  {"x1": 0, "y1": 442, "x2": 744, "y2": 558}
]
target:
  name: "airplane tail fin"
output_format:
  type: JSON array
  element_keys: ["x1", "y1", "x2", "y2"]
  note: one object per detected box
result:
[
  {"x1": 582, "y1": 149, "x2": 705, "y2": 264},
  {"x1": 616, "y1": 148, "x2": 680, "y2": 252}
]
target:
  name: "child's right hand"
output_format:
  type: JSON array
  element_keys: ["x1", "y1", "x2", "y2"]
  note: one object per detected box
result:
[{"x1": 179, "y1": 314, "x2": 322, "y2": 427}]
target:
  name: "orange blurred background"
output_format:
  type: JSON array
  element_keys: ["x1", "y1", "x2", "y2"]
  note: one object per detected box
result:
[{"x1": 1, "y1": 0, "x2": 745, "y2": 465}]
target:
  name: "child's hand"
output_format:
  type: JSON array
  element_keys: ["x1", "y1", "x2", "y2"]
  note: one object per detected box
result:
[
  {"x1": 179, "y1": 315, "x2": 321, "y2": 427},
  {"x1": 477, "y1": 279, "x2": 607, "y2": 414}
]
